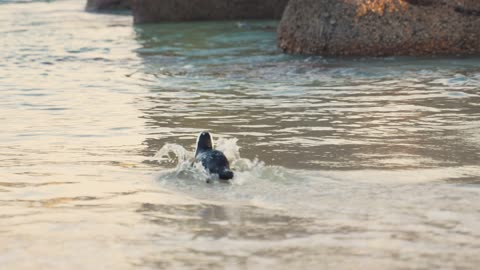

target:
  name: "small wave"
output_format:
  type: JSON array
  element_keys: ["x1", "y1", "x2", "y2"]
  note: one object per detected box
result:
[{"x1": 151, "y1": 137, "x2": 321, "y2": 214}]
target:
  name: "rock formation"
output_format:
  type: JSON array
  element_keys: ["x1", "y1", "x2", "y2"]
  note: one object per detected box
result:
[
  {"x1": 86, "y1": 0, "x2": 132, "y2": 11},
  {"x1": 278, "y1": 0, "x2": 480, "y2": 56},
  {"x1": 133, "y1": 0, "x2": 289, "y2": 24}
]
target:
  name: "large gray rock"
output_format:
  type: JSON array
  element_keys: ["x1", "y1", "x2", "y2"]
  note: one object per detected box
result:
[
  {"x1": 278, "y1": 0, "x2": 480, "y2": 56},
  {"x1": 133, "y1": 0, "x2": 289, "y2": 24},
  {"x1": 86, "y1": 0, "x2": 132, "y2": 11}
]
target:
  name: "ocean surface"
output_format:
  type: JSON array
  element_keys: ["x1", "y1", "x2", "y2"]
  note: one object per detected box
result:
[{"x1": 1, "y1": 0, "x2": 480, "y2": 269}]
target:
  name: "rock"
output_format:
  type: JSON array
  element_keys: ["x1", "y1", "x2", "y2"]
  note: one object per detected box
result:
[
  {"x1": 86, "y1": 0, "x2": 132, "y2": 11},
  {"x1": 133, "y1": 0, "x2": 289, "y2": 24},
  {"x1": 278, "y1": 0, "x2": 480, "y2": 56}
]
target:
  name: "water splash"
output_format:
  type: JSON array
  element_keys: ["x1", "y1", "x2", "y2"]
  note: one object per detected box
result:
[
  {"x1": 215, "y1": 137, "x2": 240, "y2": 161},
  {"x1": 154, "y1": 143, "x2": 193, "y2": 164},
  {"x1": 154, "y1": 137, "x2": 294, "y2": 185}
]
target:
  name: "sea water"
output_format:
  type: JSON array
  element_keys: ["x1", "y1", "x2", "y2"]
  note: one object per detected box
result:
[{"x1": 1, "y1": 0, "x2": 480, "y2": 269}]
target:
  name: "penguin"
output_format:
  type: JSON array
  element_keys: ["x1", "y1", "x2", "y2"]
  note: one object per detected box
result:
[{"x1": 194, "y1": 131, "x2": 234, "y2": 181}]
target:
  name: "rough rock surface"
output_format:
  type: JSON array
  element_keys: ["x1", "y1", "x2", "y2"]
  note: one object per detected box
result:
[
  {"x1": 133, "y1": 0, "x2": 289, "y2": 24},
  {"x1": 278, "y1": 0, "x2": 480, "y2": 56},
  {"x1": 86, "y1": 0, "x2": 132, "y2": 11}
]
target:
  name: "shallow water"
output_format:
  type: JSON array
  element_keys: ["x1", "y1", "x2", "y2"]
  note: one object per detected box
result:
[{"x1": 1, "y1": 0, "x2": 480, "y2": 269}]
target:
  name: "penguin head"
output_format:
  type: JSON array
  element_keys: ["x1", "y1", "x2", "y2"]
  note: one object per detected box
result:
[{"x1": 195, "y1": 131, "x2": 213, "y2": 157}]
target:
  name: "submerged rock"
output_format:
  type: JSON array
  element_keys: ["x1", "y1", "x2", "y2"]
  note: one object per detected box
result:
[
  {"x1": 278, "y1": 0, "x2": 480, "y2": 56},
  {"x1": 86, "y1": 0, "x2": 132, "y2": 11},
  {"x1": 133, "y1": 0, "x2": 289, "y2": 24}
]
